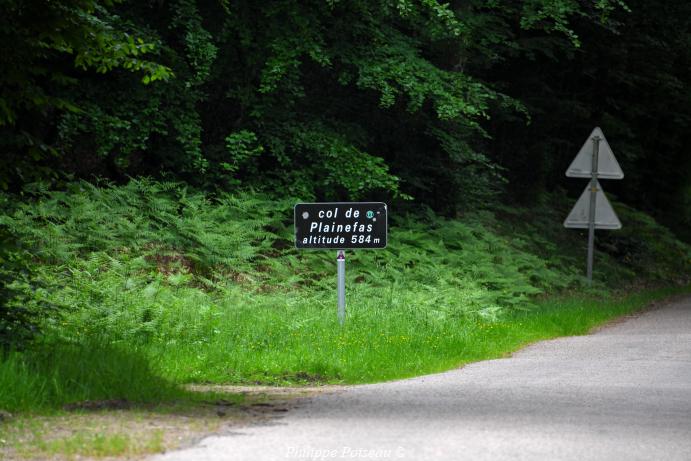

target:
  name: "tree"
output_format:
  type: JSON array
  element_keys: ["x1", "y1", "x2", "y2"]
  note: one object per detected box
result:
[
  {"x1": 5, "y1": 0, "x2": 686, "y2": 235},
  {"x1": 480, "y1": 0, "x2": 691, "y2": 237},
  {"x1": 0, "y1": 0, "x2": 171, "y2": 188}
]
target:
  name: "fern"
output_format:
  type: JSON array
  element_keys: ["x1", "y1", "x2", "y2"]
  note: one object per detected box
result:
[{"x1": 2, "y1": 179, "x2": 690, "y2": 347}]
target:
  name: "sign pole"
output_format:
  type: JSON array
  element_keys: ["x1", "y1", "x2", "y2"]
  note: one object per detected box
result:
[
  {"x1": 586, "y1": 135, "x2": 600, "y2": 285},
  {"x1": 337, "y1": 250, "x2": 346, "y2": 325},
  {"x1": 564, "y1": 127, "x2": 623, "y2": 285}
]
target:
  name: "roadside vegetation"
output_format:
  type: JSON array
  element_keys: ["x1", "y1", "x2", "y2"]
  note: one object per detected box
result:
[{"x1": 1, "y1": 180, "x2": 688, "y2": 414}]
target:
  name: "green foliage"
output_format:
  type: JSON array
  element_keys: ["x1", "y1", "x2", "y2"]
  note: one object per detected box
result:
[
  {"x1": 2, "y1": 0, "x2": 651, "y2": 211},
  {"x1": 0, "y1": 0, "x2": 171, "y2": 126},
  {"x1": 0, "y1": 179, "x2": 290, "y2": 344},
  {"x1": 222, "y1": 130, "x2": 263, "y2": 175},
  {"x1": 0, "y1": 0, "x2": 174, "y2": 188},
  {"x1": 1, "y1": 180, "x2": 291, "y2": 270},
  {"x1": 3, "y1": 0, "x2": 685, "y2": 244},
  {"x1": 2, "y1": 180, "x2": 688, "y2": 351},
  {"x1": 484, "y1": 0, "x2": 691, "y2": 239},
  {"x1": 1, "y1": 0, "x2": 688, "y2": 242},
  {"x1": 0, "y1": 181, "x2": 688, "y2": 405}
]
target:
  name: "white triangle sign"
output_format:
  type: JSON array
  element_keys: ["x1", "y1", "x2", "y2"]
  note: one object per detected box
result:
[
  {"x1": 566, "y1": 127, "x2": 624, "y2": 179},
  {"x1": 564, "y1": 180, "x2": 622, "y2": 230}
]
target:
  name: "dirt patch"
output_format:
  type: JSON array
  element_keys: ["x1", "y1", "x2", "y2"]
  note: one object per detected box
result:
[
  {"x1": 63, "y1": 399, "x2": 132, "y2": 412},
  {"x1": 0, "y1": 386, "x2": 334, "y2": 461},
  {"x1": 188, "y1": 383, "x2": 346, "y2": 398}
]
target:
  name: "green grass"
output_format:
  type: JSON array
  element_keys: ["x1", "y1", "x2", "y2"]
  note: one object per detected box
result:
[
  {"x1": 0, "y1": 341, "x2": 245, "y2": 412},
  {"x1": 0, "y1": 344, "x2": 174, "y2": 412},
  {"x1": 28, "y1": 430, "x2": 164, "y2": 459},
  {"x1": 2, "y1": 412, "x2": 180, "y2": 460},
  {"x1": 150, "y1": 285, "x2": 690, "y2": 385}
]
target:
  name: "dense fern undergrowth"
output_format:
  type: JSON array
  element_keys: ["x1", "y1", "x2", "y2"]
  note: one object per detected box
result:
[{"x1": 1, "y1": 179, "x2": 689, "y2": 410}]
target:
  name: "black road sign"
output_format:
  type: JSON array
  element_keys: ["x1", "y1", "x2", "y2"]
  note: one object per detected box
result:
[{"x1": 294, "y1": 202, "x2": 387, "y2": 249}]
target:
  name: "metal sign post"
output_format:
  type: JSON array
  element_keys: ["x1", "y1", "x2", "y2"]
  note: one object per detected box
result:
[
  {"x1": 564, "y1": 127, "x2": 623, "y2": 285},
  {"x1": 294, "y1": 202, "x2": 388, "y2": 325},
  {"x1": 586, "y1": 135, "x2": 600, "y2": 284},
  {"x1": 337, "y1": 250, "x2": 346, "y2": 325}
]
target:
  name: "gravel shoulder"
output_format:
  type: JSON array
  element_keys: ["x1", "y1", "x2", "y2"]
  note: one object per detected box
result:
[{"x1": 0, "y1": 388, "x2": 334, "y2": 460}]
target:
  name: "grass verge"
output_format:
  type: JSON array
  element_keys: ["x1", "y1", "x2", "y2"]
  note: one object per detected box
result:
[
  {"x1": 151, "y1": 285, "x2": 691, "y2": 385},
  {"x1": 1, "y1": 286, "x2": 686, "y2": 411},
  {"x1": 0, "y1": 342, "x2": 193, "y2": 413}
]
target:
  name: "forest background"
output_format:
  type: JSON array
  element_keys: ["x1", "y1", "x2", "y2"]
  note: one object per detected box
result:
[{"x1": 1, "y1": 0, "x2": 688, "y2": 227}]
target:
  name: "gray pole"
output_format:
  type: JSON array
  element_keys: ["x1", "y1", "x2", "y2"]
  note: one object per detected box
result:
[
  {"x1": 586, "y1": 136, "x2": 600, "y2": 285},
  {"x1": 337, "y1": 250, "x2": 346, "y2": 325}
]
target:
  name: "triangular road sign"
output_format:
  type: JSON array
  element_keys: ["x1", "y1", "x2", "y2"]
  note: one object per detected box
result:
[
  {"x1": 564, "y1": 180, "x2": 622, "y2": 230},
  {"x1": 566, "y1": 127, "x2": 624, "y2": 179}
]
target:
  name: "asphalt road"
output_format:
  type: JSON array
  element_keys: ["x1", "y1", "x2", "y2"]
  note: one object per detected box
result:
[{"x1": 152, "y1": 296, "x2": 691, "y2": 461}]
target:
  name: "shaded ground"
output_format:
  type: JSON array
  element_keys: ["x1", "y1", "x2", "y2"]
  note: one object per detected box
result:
[{"x1": 0, "y1": 387, "x2": 341, "y2": 460}]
